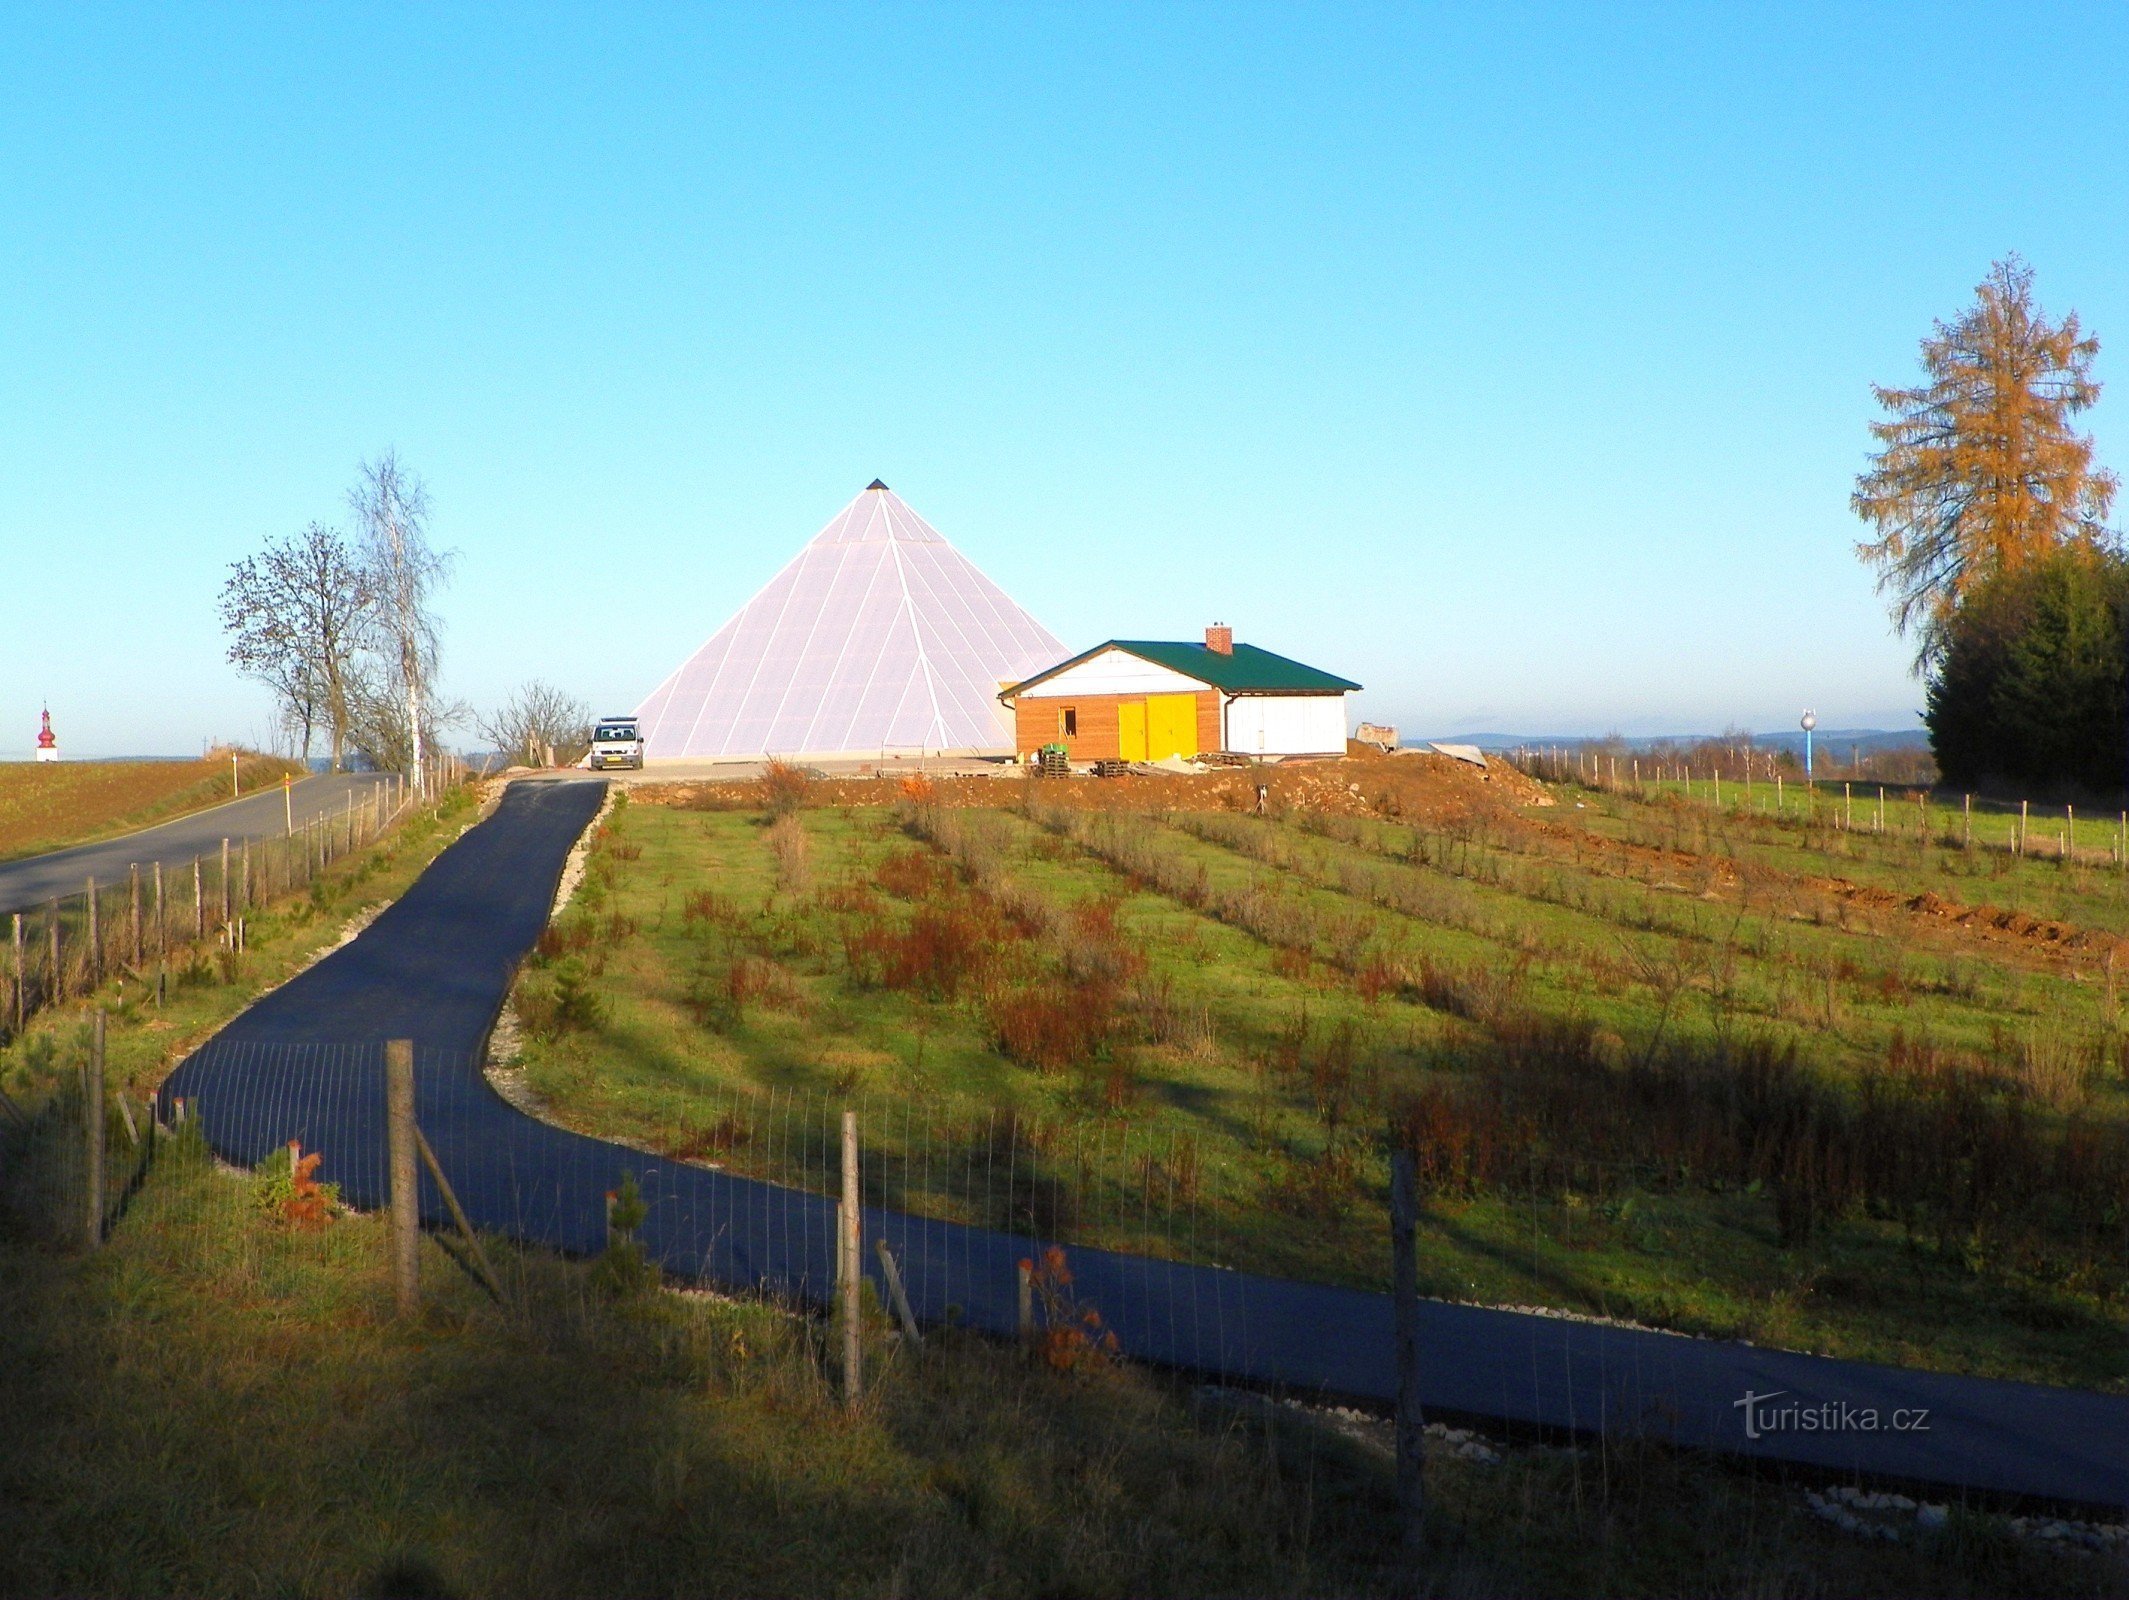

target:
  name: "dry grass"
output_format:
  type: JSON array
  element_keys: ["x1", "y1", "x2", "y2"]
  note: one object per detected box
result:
[
  {"x1": 765, "y1": 813, "x2": 812, "y2": 895},
  {"x1": 0, "y1": 751, "x2": 303, "y2": 863}
]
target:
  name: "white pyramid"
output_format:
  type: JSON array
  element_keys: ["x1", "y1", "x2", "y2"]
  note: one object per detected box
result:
[{"x1": 635, "y1": 482, "x2": 1067, "y2": 761}]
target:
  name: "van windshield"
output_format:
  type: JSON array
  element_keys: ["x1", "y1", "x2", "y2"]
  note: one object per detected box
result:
[{"x1": 595, "y1": 725, "x2": 639, "y2": 743}]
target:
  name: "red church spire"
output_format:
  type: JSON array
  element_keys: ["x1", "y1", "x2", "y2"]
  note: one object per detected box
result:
[{"x1": 35, "y1": 707, "x2": 56, "y2": 751}]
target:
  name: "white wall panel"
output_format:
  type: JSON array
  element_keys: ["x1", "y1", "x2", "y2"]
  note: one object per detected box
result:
[
  {"x1": 1016, "y1": 647, "x2": 1208, "y2": 698},
  {"x1": 1224, "y1": 695, "x2": 1349, "y2": 755}
]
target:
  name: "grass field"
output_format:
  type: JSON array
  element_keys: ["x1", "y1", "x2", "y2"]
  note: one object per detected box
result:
[
  {"x1": 10, "y1": 1113, "x2": 2109, "y2": 1599},
  {"x1": 506, "y1": 764, "x2": 2129, "y2": 1393},
  {"x1": 0, "y1": 751, "x2": 304, "y2": 863},
  {"x1": 2, "y1": 768, "x2": 2120, "y2": 1596}
]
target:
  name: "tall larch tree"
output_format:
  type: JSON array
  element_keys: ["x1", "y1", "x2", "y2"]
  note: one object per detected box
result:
[{"x1": 1853, "y1": 256, "x2": 2117, "y2": 665}]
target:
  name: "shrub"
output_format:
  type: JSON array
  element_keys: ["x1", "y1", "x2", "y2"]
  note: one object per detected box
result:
[
  {"x1": 250, "y1": 1141, "x2": 341, "y2": 1229},
  {"x1": 593, "y1": 1172, "x2": 657, "y2": 1296},
  {"x1": 759, "y1": 761, "x2": 813, "y2": 819},
  {"x1": 989, "y1": 980, "x2": 1108, "y2": 1074},
  {"x1": 524, "y1": 957, "x2": 603, "y2": 1039},
  {"x1": 681, "y1": 888, "x2": 739, "y2": 926},
  {"x1": 875, "y1": 847, "x2": 946, "y2": 900},
  {"x1": 1021, "y1": 1246, "x2": 1121, "y2": 1373},
  {"x1": 686, "y1": 951, "x2": 800, "y2": 1032}
]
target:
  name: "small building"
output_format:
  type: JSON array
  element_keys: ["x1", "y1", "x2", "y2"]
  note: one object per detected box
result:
[
  {"x1": 33, "y1": 707, "x2": 58, "y2": 763},
  {"x1": 1001, "y1": 626, "x2": 1360, "y2": 763}
]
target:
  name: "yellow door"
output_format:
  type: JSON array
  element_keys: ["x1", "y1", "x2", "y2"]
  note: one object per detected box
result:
[
  {"x1": 1147, "y1": 694, "x2": 1196, "y2": 760},
  {"x1": 1118, "y1": 701, "x2": 1148, "y2": 761}
]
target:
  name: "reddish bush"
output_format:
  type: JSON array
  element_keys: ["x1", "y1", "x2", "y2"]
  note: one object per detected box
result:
[
  {"x1": 1270, "y1": 946, "x2": 1316, "y2": 982},
  {"x1": 759, "y1": 760, "x2": 813, "y2": 818},
  {"x1": 1021, "y1": 1246, "x2": 1121, "y2": 1373},
  {"x1": 875, "y1": 847, "x2": 947, "y2": 900},
  {"x1": 990, "y1": 980, "x2": 1109, "y2": 1073},
  {"x1": 839, "y1": 888, "x2": 1014, "y2": 998},
  {"x1": 682, "y1": 888, "x2": 738, "y2": 926},
  {"x1": 1354, "y1": 950, "x2": 1405, "y2": 1004}
]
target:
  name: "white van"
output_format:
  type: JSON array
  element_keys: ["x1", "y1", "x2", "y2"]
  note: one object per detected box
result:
[{"x1": 589, "y1": 716, "x2": 645, "y2": 771}]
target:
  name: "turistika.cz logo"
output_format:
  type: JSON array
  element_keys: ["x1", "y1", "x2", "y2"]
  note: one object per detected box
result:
[{"x1": 1732, "y1": 1390, "x2": 1932, "y2": 1441}]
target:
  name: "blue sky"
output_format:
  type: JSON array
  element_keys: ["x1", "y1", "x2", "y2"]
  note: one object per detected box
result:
[{"x1": 3, "y1": 4, "x2": 2124, "y2": 756}]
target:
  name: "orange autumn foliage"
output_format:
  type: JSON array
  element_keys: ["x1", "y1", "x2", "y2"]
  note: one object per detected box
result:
[{"x1": 1020, "y1": 1245, "x2": 1121, "y2": 1373}]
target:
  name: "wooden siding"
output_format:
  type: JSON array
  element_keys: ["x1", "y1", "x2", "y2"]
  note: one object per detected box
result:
[{"x1": 1012, "y1": 690, "x2": 1223, "y2": 760}]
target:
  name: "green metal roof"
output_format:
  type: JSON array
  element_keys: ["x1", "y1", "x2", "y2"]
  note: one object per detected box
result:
[{"x1": 1006, "y1": 640, "x2": 1361, "y2": 697}]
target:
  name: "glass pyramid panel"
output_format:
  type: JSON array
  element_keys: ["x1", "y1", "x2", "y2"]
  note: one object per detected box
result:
[{"x1": 636, "y1": 485, "x2": 1067, "y2": 760}]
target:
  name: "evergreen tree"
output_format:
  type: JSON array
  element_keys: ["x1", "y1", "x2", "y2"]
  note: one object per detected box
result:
[{"x1": 1925, "y1": 546, "x2": 2129, "y2": 794}]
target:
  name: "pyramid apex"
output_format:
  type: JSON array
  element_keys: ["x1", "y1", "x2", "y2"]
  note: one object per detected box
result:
[{"x1": 866, "y1": 478, "x2": 890, "y2": 491}]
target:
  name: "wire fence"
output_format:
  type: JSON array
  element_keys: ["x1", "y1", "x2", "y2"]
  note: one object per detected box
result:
[
  {"x1": 8, "y1": 1027, "x2": 2129, "y2": 1512},
  {"x1": 1, "y1": 1036, "x2": 1259, "y2": 1386},
  {"x1": 0, "y1": 771, "x2": 471, "y2": 1044},
  {"x1": 199, "y1": 1042, "x2": 1247, "y2": 1370},
  {"x1": 1509, "y1": 744, "x2": 2129, "y2": 866}
]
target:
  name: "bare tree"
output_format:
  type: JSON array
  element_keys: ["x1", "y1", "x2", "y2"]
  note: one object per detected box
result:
[
  {"x1": 349, "y1": 451, "x2": 453, "y2": 775},
  {"x1": 478, "y1": 681, "x2": 593, "y2": 765},
  {"x1": 1854, "y1": 256, "x2": 2118, "y2": 666},
  {"x1": 218, "y1": 523, "x2": 370, "y2": 768}
]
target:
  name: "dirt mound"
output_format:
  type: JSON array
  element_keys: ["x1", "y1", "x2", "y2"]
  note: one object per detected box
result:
[
  {"x1": 1825, "y1": 877, "x2": 2121, "y2": 958},
  {"x1": 632, "y1": 751, "x2": 1556, "y2": 826}
]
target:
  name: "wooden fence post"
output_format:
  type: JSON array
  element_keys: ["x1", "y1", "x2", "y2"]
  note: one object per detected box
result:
[
  {"x1": 1390, "y1": 1149, "x2": 1425, "y2": 1559},
  {"x1": 219, "y1": 839, "x2": 231, "y2": 929},
  {"x1": 48, "y1": 911, "x2": 61, "y2": 1002},
  {"x1": 85, "y1": 879, "x2": 99, "y2": 988},
  {"x1": 153, "y1": 861, "x2": 164, "y2": 956},
  {"x1": 386, "y1": 1039, "x2": 419, "y2": 1314},
  {"x1": 875, "y1": 1237, "x2": 921, "y2": 1345},
  {"x1": 413, "y1": 1124, "x2": 503, "y2": 1302},
  {"x1": 84, "y1": 1010, "x2": 106, "y2": 1250},
  {"x1": 10, "y1": 913, "x2": 21, "y2": 1033},
  {"x1": 840, "y1": 1109, "x2": 861, "y2": 1407}
]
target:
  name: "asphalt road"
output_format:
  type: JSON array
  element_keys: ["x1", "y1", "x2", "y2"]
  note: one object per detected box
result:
[
  {"x1": 161, "y1": 777, "x2": 2129, "y2": 1514},
  {"x1": 0, "y1": 772, "x2": 395, "y2": 915}
]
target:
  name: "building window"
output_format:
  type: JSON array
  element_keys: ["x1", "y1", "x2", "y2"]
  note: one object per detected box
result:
[{"x1": 1061, "y1": 707, "x2": 1078, "y2": 737}]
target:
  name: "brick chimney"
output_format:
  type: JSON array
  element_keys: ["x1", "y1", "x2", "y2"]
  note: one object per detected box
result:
[{"x1": 1205, "y1": 623, "x2": 1233, "y2": 656}]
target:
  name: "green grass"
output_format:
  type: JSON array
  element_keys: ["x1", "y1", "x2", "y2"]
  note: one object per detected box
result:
[
  {"x1": 3, "y1": 1104, "x2": 2115, "y2": 1598},
  {"x1": 4, "y1": 776, "x2": 2125, "y2": 1596},
  {"x1": 508, "y1": 790, "x2": 2129, "y2": 1392}
]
